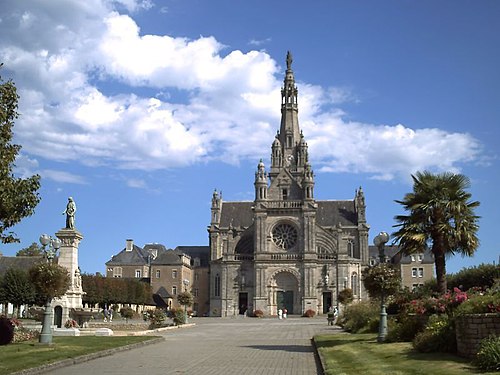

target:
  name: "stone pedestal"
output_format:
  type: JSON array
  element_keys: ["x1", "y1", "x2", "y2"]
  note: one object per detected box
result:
[{"x1": 53, "y1": 228, "x2": 84, "y2": 326}]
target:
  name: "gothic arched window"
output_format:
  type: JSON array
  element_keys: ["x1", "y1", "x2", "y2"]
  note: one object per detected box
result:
[
  {"x1": 214, "y1": 273, "x2": 221, "y2": 297},
  {"x1": 347, "y1": 241, "x2": 354, "y2": 257},
  {"x1": 351, "y1": 272, "x2": 358, "y2": 296}
]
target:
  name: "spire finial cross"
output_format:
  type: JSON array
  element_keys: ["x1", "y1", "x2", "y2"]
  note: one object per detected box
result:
[{"x1": 286, "y1": 51, "x2": 293, "y2": 70}]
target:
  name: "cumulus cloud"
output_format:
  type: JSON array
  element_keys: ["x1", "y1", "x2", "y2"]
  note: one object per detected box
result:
[{"x1": 0, "y1": 0, "x2": 482, "y2": 182}]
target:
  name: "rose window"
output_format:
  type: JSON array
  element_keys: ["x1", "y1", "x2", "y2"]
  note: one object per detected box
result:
[{"x1": 272, "y1": 224, "x2": 298, "y2": 250}]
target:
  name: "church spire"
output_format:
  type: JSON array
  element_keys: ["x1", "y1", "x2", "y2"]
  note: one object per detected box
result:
[{"x1": 278, "y1": 51, "x2": 300, "y2": 157}]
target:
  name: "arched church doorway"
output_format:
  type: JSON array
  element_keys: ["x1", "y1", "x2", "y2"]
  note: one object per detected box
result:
[
  {"x1": 54, "y1": 305, "x2": 63, "y2": 328},
  {"x1": 273, "y1": 271, "x2": 298, "y2": 315}
]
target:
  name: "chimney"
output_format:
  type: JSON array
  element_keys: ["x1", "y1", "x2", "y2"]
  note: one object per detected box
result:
[{"x1": 126, "y1": 239, "x2": 134, "y2": 252}]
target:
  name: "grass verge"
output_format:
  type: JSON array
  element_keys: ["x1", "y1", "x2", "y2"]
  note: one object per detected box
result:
[
  {"x1": 315, "y1": 333, "x2": 496, "y2": 375},
  {"x1": 0, "y1": 336, "x2": 159, "y2": 374}
]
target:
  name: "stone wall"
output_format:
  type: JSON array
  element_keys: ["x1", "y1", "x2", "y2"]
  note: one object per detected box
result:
[{"x1": 455, "y1": 313, "x2": 500, "y2": 358}]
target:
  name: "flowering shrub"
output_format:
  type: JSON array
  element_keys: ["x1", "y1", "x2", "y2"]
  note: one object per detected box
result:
[
  {"x1": 13, "y1": 327, "x2": 39, "y2": 343},
  {"x1": 413, "y1": 314, "x2": 456, "y2": 353},
  {"x1": 407, "y1": 287, "x2": 469, "y2": 316},
  {"x1": 64, "y1": 319, "x2": 79, "y2": 328},
  {"x1": 303, "y1": 309, "x2": 316, "y2": 318}
]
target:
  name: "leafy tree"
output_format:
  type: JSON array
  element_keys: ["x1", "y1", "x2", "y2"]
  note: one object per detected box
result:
[
  {"x1": 16, "y1": 242, "x2": 43, "y2": 257},
  {"x1": 447, "y1": 263, "x2": 500, "y2": 292},
  {"x1": 0, "y1": 67, "x2": 41, "y2": 244},
  {"x1": 29, "y1": 262, "x2": 70, "y2": 302},
  {"x1": 0, "y1": 268, "x2": 35, "y2": 317},
  {"x1": 81, "y1": 274, "x2": 153, "y2": 307},
  {"x1": 362, "y1": 264, "x2": 401, "y2": 299},
  {"x1": 393, "y1": 171, "x2": 480, "y2": 294},
  {"x1": 338, "y1": 288, "x2": 354, "y2": 306},
  {"x1": 177, "y1": 291, "x2": 193, "y2": 308},
  {"x1": 177, "y1": 291, "x2": 193, "y2": 324}
]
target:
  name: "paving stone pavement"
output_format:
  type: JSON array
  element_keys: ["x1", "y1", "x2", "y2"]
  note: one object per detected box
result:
[{"x1": 47, "y1": 316, "x2": 342, "y2": 375}]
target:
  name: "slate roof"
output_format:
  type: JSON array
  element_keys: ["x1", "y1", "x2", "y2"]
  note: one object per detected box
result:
[
  {"x1": 220, "y1": 202, "x2": 254, "y2": 228},
  {"x1": 175, "y1": 246, "x2": 210, "y2": 267},
  {"x1": 0, "y1": 255, "x2": 45, "y2": 276},
  {"x1": 316, "y1": 200, "x2": 358, "y2": 227},
  {"x1": 368, "y1": 245, "x2": 434, "y2": 264},
  {"x1": 155, "y1": 286, "x2": 173, "y2": 298},
  {"x1": 151, "y1": 249, "x2": 184, "y2": 265},
  {"x1": 219, "y1": 200, "x2": 358, "y2": 228},
  {"x1": 105, "y1": 245, "x2": 148, "y2": 266}
]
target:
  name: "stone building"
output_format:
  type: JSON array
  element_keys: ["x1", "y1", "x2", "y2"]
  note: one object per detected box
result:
[
  {"x1": 105, "y1": 240, "x2": 210, "y2": 316},
  {"x1": 208, "y1": 52, "x2": 370, "y2": 317}
]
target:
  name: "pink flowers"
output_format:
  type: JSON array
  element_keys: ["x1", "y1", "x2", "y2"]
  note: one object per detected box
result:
[{"x1": 407, "y1": 288, "x2": 468, "y2": 316}]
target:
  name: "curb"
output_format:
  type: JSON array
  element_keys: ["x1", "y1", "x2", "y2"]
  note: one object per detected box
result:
[
  {"x1": 311, "y1": 337, "x2": 325, "y2": 375},
  {"x1": 11, "y1": 336, "x2": 165, "y2": 375}
]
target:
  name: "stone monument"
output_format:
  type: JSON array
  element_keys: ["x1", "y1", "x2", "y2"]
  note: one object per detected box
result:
[{"x1": 52, "y1": 197, "x2": 84, "y2": 327}]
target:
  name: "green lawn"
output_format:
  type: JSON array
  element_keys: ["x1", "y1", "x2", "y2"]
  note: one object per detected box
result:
[
  {"x1": 315, "y1": 333, "x2": 495, "y2": 375},
  {"x1": 0, "y1": 336, "x2": 160, "y2": 374}
]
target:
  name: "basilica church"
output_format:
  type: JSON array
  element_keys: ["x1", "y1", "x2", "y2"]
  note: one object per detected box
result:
[{"x1": 208, "y1": 52, "x2": 371, "y2": 317}]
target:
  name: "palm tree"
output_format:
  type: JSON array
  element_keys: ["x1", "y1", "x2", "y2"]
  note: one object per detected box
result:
[{"x1": 392, "y1": 171, "x2": 480, "y2": 294}]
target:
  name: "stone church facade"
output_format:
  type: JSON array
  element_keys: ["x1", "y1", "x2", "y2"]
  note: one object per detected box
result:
[{"x1": 208, "y1": 52, "x2": 370, "y2": 317}]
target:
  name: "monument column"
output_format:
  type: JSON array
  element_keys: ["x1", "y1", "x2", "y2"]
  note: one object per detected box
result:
[{"x1": 51, "y1": 197, "x2": 84, "y2": 326}]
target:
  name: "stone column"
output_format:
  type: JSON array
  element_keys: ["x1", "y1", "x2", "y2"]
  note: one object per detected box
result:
[{"x1": 53, "y1": 228, "x2": 84, "y2": 325}]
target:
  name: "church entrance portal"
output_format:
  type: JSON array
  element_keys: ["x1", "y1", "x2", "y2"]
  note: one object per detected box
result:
[
  {"x1": 322, "y1": 292, "x2": 333, "y2": 314},
  {"x1": 238, "y1": 292, "x2": 248, "y2": 315},
  {"x1": 273, "y1": 271, "x2": 298, "y2": 315},
  {"x1": 277, "y1": 291, "x2": 293, "y2": 314}
]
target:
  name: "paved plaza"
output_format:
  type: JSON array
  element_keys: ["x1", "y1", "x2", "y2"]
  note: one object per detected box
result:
[{"x1": 47, "y1": 317, "x2": 341, "y2": 375}]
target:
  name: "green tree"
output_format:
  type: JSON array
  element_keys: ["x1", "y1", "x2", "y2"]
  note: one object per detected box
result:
[
  {"x1": 16, "y1": 242, "x2": 43, "y2": 256},
  {"x1": 0, "y1": 268, "x2": 36, "y2": 317},
  {"x1": 29, "y1": 262, "x2": 70, "y2": 302},
  {"x1": 392, "y1": 171, "x2": 480, "y2": 294},
  {"x1": 362, "y1": 264, "x2": 401, "y2": 299},
  {"x1": 0, "y1": 67, "x2": 41, "y2": 244},
  {"x1": 177, "y1": 291, "x2": 193, "y2": 324},
  {"x1": 338, "y1": 288, "x2": 354, "y2": 306}
]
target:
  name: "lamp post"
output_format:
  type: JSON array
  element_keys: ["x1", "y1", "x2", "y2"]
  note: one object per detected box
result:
[
  {"x1": 182, "y1": 279, "x2": 190, "y2": 323},
  {"x1": 38, "y1": 234, "x2": 62, "y2": 345},
  {"x1": 373, "y1": 231, "x2": 390, "y2": 343}
]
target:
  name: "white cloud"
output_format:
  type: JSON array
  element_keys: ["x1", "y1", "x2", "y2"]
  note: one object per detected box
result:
[
  {"x1": 41, "y1": 170, "x2": 87, "y2": 184},
  {"x1": 0, "y1": 0, "x2": 483, "y2": 181}
]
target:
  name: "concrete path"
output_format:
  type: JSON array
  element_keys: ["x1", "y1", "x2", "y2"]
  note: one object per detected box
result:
[{"x1": 47, "y1": 316, "x2": 341, "y2": 375}]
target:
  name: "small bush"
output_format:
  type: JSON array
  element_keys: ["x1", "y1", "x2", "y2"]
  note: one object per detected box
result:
[
  {"x1": 338, "y1": 301, "x2": 379, "y2": 333},
  {"x1": 120, "y1": 307, "x2": 135, "y2": 322},
  {"x1": 253, "y1": 309, "x2": 264, "y2": 318},
  {"x1": 303, "y1": 309, "x2": 316, "y2": 318},
  {"x1": 170, "y1": 308, "x2": 185, "y2": 325},
  {"x1": 385, "y1": 315, "x2": 428, "y2": 342},
  {"x1": 413, "y1": 314, "x2": 456, "y2": 353},
  {"x1": 145, "y1": 309, "x2": 167, "y2": 328},
  {"x1": 0, "y1": 317, "x2": 15, "y2": 345},
  {"x1": 473, "y1": 335, "x2": 500, "y2": 372}
]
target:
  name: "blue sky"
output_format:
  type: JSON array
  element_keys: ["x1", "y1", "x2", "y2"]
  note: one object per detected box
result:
[{"x1": 0, "y1": 0, "x2": 498, "y2": 275}]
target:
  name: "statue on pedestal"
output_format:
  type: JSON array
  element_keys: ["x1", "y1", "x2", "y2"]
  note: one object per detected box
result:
[{"x1": 63, "y1": 197, "x2": 76, "y2": 229}]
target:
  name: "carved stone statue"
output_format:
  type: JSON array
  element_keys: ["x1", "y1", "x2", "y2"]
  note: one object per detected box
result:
[{"x1": 63, "y1": 197, "x2": 76, "y2": 229}]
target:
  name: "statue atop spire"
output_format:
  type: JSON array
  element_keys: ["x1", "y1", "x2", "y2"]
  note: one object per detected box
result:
[{"x1": 286, "y1": 51, "x2": 293, "y2": 70}]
